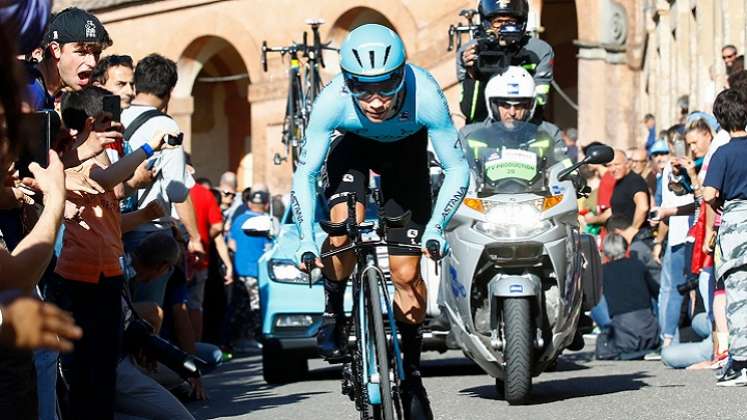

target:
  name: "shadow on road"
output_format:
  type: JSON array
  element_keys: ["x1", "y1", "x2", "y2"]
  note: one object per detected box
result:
[
  {"x1": 189, "y1": 356, "x2": 331, "y2": 419},
  {"x1": 459, "y1": 371, "x2": 651, "y2": 404}
]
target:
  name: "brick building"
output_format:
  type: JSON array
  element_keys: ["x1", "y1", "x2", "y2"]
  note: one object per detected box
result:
[{"x1": 53, "y1": 0, "x2": 741, "y2": 193}]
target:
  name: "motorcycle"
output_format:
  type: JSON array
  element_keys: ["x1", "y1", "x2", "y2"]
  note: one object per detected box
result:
[{"x1": 440, "y1": 121, "x2": 613, "y2": 404}]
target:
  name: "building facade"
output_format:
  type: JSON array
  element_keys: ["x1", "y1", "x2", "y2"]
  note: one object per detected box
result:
[{"x1": 54, "y1": 0, "x2": 739, "y2": 193}]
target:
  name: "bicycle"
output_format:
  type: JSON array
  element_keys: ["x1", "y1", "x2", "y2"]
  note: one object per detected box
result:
[
  {"x1": 301, "y1": 191, "x2": 441, "y2": 420},
  {"x1": 261, "y1": 19, "x2": 338, "y2": 170}
]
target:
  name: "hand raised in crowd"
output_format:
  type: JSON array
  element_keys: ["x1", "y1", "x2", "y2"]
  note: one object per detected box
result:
[
  {"x1": 64, "y1": 168, "x2": 105, "y2": 194},
  {"x1": 461, "y1": 44, "x2": 478, "y2": 79},
  {"x1": 147, "y1": 127, "x2": 180, "y2": 153},
  {"x1": 0, "y1": 297, "x2": 83, "y2": 352},
  {"x1": 78, "y1": 115, "x2": 123, "y2": 157},
  {"x1": 21, "y1": 151, "x2": 66, "y2": 208},
  {"x1": 678, "y1": 157, "x2": 698, "y2": 178},
  {"x1": 128, "y1": 160, "x2": 157, "y2": 190}
]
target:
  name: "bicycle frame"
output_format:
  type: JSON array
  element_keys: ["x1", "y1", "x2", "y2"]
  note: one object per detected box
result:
[
  {"x1": 317, "y1": 192, "x2": 418, "y2": 419},
  {"x1": 262, "y1": 19, "x2": 338, "y2": 168}
]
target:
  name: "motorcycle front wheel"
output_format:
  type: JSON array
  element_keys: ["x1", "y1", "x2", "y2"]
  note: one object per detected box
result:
[{"x1": 501, "y1": 298, "x2": 533, "y2": 404}]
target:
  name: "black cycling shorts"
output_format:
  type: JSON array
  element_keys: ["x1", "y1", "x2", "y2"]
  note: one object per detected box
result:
[{"x1": 324, "y1": 129, "x2": 432, "y2": 256}]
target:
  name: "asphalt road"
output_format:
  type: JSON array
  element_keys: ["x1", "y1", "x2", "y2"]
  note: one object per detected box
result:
[{"x1": 187, "y1": 339, "x2": 744, "y2": 420}]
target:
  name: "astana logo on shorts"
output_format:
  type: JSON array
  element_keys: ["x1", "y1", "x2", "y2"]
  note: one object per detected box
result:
[
  {"x1": 343, "y1": 174, "x2": 355, "y2": 183},
  {"x1": 407, "y1": 229, "x2": 419, "y2": 239}
]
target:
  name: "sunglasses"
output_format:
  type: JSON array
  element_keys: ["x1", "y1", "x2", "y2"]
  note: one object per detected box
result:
[
  {"x1": 491, "y1": 98, "x2": 532, "y2": 110},
  {"x1": 221, "y1": 190, "x2": 236, "y2": 197},
  {"x1": 723, "y1": 53, "x2": 737, "y2": 60},
  {"x1": 345, "y1": 68, "x2": 405, "y2": 100}
]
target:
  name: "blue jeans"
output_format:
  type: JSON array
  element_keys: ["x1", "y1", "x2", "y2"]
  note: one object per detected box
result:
[
  {"x1": 591, "y1": 295, "x2": 611, "y2": 328},
  {"x1": 123, "y1": 230, "x2": 174, "y2": 307},
  {"x1": 34, "y1": 349, "x2": 59, "y2": 420},
  {"x1": 661, "y1": 313, "x2": 713, "y2": 368},
  {"x1": 658, "y1": 243, "x2": 687, "y2": 339}
]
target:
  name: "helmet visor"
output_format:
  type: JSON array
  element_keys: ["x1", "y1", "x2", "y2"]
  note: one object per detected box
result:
[
  {"x1": 489, "y1": 97, "x2": 533, "y2": 119},
  {"x1": 345, "y1": 66, "x2": 405, "y2": 99}
]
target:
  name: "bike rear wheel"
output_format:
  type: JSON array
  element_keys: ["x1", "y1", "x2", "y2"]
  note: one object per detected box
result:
[{"x1": 366, "y1": 268, "x2": 396, "y2": 420}]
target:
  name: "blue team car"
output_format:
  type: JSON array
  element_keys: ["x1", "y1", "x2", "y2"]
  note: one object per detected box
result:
[{"x1": 257, "y1": 197, "x2": 449, "y2": 384}]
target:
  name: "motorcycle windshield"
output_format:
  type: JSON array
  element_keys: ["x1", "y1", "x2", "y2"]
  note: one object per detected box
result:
[{"x1": 464, "y1": 121, "x2": 561, "y2": 195}]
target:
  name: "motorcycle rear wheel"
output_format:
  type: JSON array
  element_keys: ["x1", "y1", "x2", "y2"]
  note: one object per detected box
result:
[{"x1": 502, "y1": 298, "x2": 533, "y2": 404}]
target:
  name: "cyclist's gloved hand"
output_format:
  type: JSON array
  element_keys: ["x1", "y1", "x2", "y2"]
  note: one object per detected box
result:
[
  {"x1": 421, "y1": 227, "x2": 449, "y2": 260},
  {"x1": 295, "y1": 239, "x2": 322, "y2": 270}
]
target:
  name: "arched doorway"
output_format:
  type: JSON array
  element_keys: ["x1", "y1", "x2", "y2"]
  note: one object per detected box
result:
[
  {"x1": 325, "y1": 7, "x2": 401, "y2": 71},
  {"x1": 541, "y1": 0, "x2": 579, "y2": 131},
  {"x1": 179, "y1": 36, "x2": 251, "y2": 186}
]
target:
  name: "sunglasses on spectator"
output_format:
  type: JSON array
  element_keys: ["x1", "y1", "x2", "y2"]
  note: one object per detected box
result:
[
  {"x1": 221, "y1": 190, "x2": 236, "y2": 197},
  {"x1": 723, "y1": 52, "x2": 737, "y2": 60}
]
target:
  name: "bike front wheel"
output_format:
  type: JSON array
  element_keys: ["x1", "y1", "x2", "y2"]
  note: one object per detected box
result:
[{"x1": 366, "y1": 268, "x2": 396, "y2": 420}]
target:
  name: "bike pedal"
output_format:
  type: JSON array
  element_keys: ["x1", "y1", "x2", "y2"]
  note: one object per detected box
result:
[{"x1": 323, "y1": 354, "x2": 351, "y2": 364}]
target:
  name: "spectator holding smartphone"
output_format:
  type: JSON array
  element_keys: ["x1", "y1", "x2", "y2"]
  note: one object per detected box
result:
[{"x1": 53, "y1": 85, "x2": 175, "y2": 419}]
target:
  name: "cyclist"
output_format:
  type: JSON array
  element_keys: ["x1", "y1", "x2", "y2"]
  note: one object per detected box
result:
[
  {"x1": 292, "y1": 24, "x2": 469, "y2": 419},
  {"x1": 460, "y1": 66, "x2": 565, "y2": 153},
  {"x1": 457, "y1": 0, "x2": 554, "y2": 124}
]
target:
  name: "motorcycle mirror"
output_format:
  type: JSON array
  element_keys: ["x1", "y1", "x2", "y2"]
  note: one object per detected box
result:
[
  {"x1": 558, "y1": 144, "x2": 615, "y2": 181},
  {"x1": 584, "y1": 144, "x2": 615, "y2": 165}
]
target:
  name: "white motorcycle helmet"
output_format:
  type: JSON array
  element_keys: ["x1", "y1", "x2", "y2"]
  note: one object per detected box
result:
[{"x1": 484, "y1": 66, "x2": 536, "y2": 122}]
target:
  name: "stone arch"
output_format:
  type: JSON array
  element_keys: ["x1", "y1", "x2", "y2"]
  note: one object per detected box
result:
[
  {"x1": 323, "y1": 3, "x2": 418, "y2": 50},
  {"x1": 167, "y1": 13, "x2": 261, "y2": 98}
]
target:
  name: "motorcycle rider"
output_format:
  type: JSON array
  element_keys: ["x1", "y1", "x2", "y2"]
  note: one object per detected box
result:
[
  {"x1": 292, "y1": 24, "x2": 470, "y2": 419},
  {"x1": 457, "y1": 0, "x2": 554, "y2": 124},
  {"x1": 460, "y1": 65, "x2": 565, "y2": 159}
]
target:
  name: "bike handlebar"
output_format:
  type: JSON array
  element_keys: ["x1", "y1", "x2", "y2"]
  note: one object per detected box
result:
[{"x1": 425, "y1": 240, "x2": 443, "y2": 261}]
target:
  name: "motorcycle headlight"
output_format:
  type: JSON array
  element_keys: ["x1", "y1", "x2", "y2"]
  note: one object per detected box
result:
[
  {"x1": 269, "y1": 259, "x2": 322, "y2": 284},
  {"x1": 474, "y1": 199, "x2": 553, "y2": 239}
]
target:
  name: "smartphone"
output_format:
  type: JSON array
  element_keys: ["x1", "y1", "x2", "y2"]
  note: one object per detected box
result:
[
  {"x1": 16, "y1": 111, "x2": 55, "y2": 178},
  {"x1": 102, "y1": 94, "x2": 121, "y2": 122},
  {"x1": 673, "y1": 139, "x2": 687, "y2": 157}
]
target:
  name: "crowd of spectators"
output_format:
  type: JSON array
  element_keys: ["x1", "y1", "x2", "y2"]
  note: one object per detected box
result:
[
  {"x1": 579, "y1": 44, "x2": 747, "y2": 386},
  {"x1": 0, "y1": 5, "x2": 279, "y2": 419}
]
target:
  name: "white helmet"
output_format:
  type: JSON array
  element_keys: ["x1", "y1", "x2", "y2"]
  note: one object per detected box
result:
[{"x1": 484, "y1": 66, "x2": 536, "y2": 121}]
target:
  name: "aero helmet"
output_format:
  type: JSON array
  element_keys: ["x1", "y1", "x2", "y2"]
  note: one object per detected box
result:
[{"x1": 339, "y1": 24, "x2": 407, "y2": 97}]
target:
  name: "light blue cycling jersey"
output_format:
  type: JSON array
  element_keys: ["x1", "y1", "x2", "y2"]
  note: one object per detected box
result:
[{"x1": 291, "y1": 64, "x2": 470, "y2": 258}]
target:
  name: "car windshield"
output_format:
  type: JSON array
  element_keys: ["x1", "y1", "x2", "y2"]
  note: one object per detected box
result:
[{"x1": 463, "y1": 121, "x2": 564, "y2": 195}]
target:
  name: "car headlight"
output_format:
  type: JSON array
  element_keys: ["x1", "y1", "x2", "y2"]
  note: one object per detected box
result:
[
  {"x1": 269, "y1": 259, "x2": 322, "y2": 284},
  {"x1": 474, "y1": 199, "x2": 553, "y2": 239}
]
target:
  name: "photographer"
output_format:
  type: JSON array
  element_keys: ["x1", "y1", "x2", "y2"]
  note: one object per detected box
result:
[
  {"x1": 52, "y1": 85, "x2": 175, "y2": 420},
  {"x1": 456, "y1": 0, "x2": 554, "y2": 124}
]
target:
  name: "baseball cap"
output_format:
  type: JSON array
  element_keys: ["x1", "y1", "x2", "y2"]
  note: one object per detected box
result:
[
  {"x1": 250, "y1": 191, "x2": 270, "y2": 204},
  {"x1": 43, "y1": 7, "x2": 112, "y2": 47},
  {"x1": 650, "y1": 140, "x2": 669, "y2": 155}
]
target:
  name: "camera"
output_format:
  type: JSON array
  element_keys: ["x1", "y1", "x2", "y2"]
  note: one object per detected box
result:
[
  {"x1": 676, "y1": 277, "x2": 699, "y2": 296},
  {"x1": 124, "y1": 318, "x2": 204, "y2": 379},
  {"x1": 167, "y1": 133, "x2": 184, "y2": 146},
  {"x1": 474, "y1": 24, "x2": 524, "y2": 75}
]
